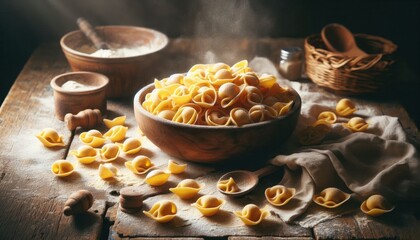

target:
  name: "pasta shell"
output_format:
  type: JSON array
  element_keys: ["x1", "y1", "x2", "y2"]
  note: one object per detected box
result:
[
  {"x1": 144, "y1": 169, "x2": 170, "y2": 186},
  {"x1": 103, "y1": 115, "x2": 126, "y2": 128},
  {"x1": 98, "y1": 163, "x2": 118, "y2": 179},
  {"x1": 104, "y1": 125, "x2": 128, "y2": 142},
  {"x1": 167, "y1": 160, "x2": 187, "y2": 174},
  {"x1": 258, "y1": 74, "x2": 277, "y2": 88},
  {"x1": 169, "y1": 179, "x2": 204, "y2": 199},
  {"x1": 157, "y1": 110, "x2": 176, "y2": 121},
  {"x1": 230, "y1": 107, "x2": 253, "y2": 126},
  {"x1": 70, "y1": 145, "x2": 97, "y2": 164},
  {"x1": 205, "y1": 107, "x2": 230, "y2": 126},
  {"x1": 36, "y1": 128, "x2": 65, "y2": 147},
  {"x1": 119, "y1": 137, "x2": 142, "y2": 155},
  {"x1": 172, "y1": 85, "x2": 193, "y2": 106},
  {"x1": 192, "y1": 86, "x2": 217, "y2": 108},
  {"x1": 249, "y1": 104, "x2": 277, "y2": 122},
  {"x1": 336, "y1": 98, "x2": 357, "y2": 117},
  {"x1": 218, "y1": 82, "x2": 242, "y2": 108},
  {"x1": 143, "y1": 200, "x2": 177, "y2": 223},
  {"x1": 240, "y1": 86, "x2": 263, "y2": 107},
  {"x1": 166, "y1": 73, "x2": 184, "y2": 85},
  {"x1": 192, "y1": 195, "x2": 225, "y2": 217},
  {"x1": 343, "y1": 117, "x2": 369, "y2": 132},
  {"x1": 298, "y1": 125, "x2": 331, "y2": 146},
  {"x1": 172, "y1": 104, "x2": 201, "y2": 125},
  {"x1": 99, "y1": 143, "x2": 120, "y2": 162},
  {"x1": 234, "y1": 204, "x2": 270, "y2": 226},
  {"x1": 360, "y1": 194, "x2": 395, "y2": 217},
  {"x1": 217, "y1": 177, "x2": 240, "y2": 193},
  {"x1": 79, "y1": 130, "x2": 106, "y2": 148},
  {"x1": 125, "y1": 155, "x2": 155, "y2": 175},
  {"x1": 313, "y1": 187, "x2": 351, "y2": 208},
  {"x1": 313, "y1": 111, "x2": 337, "y2": 127},
  {"x1": 51, "y1": 160, "x2": 74, "y2": 177},
  {"x1": 272, "y1": 101, "x2": 294, "y2": 116},
  {"x1": 231, "y1": 60, "x2": 251, "y2": 75},
  {"x1": 265, "y1": 185, "x2": 296, "y2": 207},
  {"x1": 239, "y1": 72, "x2": 259, "y2": 86}
]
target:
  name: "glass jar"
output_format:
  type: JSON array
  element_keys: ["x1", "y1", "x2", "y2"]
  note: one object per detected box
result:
[{"x1": 279, "y1": 47, "x2": 303, "y2": 81}]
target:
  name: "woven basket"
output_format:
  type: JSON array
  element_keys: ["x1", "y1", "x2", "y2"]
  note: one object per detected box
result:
[{"x1": 304, "y1": 34, "x2": 397, "y2": 94}]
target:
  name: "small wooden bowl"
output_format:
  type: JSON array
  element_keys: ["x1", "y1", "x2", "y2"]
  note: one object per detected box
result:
[
  {"x1": 133, "y1": 84, "x2": 301, "y2": 163},
  {"x1": 50, "y1": 71, "x2": 109, "y2": 121},
  {"x1": 60, "y1": 26, "x2": 168, "y2": 98}
]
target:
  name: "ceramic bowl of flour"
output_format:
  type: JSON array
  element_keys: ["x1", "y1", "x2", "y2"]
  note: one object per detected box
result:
[{"x1": 60, "y1": 26, "x2": 168, "y2": 98}]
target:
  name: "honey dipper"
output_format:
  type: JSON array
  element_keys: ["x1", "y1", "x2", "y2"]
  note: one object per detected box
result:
[
  {"x1": 64, "y1": 109, "x2": 103, "y2": 130},
  {"x1": 63, "y1": 189, "x2": 94, "y2": 216}
]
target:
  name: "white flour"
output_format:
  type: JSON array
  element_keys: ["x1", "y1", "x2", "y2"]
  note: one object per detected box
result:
[{"x1": 90, "y1": 45, "x2": 153, "y2": 58}]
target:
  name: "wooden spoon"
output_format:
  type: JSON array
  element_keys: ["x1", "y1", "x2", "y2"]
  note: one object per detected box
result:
[
  {"x1": 321, "y1": 23, "x2": 367, "y2": 57},
  {"x1": 217, "y1": 165, "x2": 280, "y2": 197},
  {"x1": 77, "y1": 17, "x2": 110, "y2": 50}
]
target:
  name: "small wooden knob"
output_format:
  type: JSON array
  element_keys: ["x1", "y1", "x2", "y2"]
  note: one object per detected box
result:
[
  {"x1": 63, "y1": 190, "x2": 94, "y2": 216},
  {"x1": 64, "y1": 109, "x2": 103, "y2": 131}
]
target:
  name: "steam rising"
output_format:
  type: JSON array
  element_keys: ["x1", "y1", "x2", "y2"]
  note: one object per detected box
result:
[{"x1": 193, "y1": 0, "x2": 272, "y2": 64}]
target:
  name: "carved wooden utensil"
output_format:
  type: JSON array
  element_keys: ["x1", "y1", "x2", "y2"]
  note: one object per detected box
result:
[
  {"x1": 217, "y1": 165, "x2": 280, "y2": 197},
  {"x1": 77, "y1": 17, "x2": 110, "y2": 50},
  {"x1": 321, "y1": 23, "x2": 367, "y2": 57}
]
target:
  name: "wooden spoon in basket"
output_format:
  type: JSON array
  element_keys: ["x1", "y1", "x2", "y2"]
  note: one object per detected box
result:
[{"x1": 321, "y1": 23, "x2": 367, "y2": 57}]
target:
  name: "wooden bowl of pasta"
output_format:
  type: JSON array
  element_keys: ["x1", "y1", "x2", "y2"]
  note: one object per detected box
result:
[{"x1": 133, "y1": 61, "x2": 301, "y2": 163}]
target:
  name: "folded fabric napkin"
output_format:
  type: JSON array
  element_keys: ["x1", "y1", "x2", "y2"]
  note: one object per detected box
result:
[{"x1": 250, "y1": 57, "x2": 420, "y2": 225}]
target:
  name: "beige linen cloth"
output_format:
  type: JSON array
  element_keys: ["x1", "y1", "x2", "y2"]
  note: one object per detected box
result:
[{"x1": 250, "y1": 57, "x2": 420, "y2": 226}]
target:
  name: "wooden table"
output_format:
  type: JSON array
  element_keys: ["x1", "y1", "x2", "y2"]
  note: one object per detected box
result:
[{"x1": 1, "y1": 38, "x2": 420, "y2": 240}]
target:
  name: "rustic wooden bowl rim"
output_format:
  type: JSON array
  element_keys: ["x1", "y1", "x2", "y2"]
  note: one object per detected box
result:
[
  {"x1": 60, "y1": 25, "x2": 169, "y2": 61},
  {"x1": 50, "y1": 71, "x2": 109, "y2": 95},
  {"x1": 134, "y1": 83, "x2": 302, "y2": 130}
]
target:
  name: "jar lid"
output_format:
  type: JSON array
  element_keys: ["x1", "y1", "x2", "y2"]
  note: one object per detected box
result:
[{"x1": 280, "y1": 47, "x2": 302, "y2": 60}]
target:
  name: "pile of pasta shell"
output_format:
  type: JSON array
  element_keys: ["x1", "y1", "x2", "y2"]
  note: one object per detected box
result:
[{"x1": 142, "y1": 60, "x2": 295, "y2": 126}]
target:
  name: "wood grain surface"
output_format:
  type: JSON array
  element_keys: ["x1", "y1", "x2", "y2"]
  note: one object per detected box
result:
[{"x1": 1, "y1": 39, "x2": 419, "y2": 240}]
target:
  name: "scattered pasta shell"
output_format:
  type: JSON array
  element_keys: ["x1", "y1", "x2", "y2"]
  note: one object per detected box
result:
[
  {"x1": 144, "y1": 169, "x2": 170, "y2": 186},
  {"x1": 169, "y1": 179, "x2": 204, "y2": 200},
  {"x1": 104, "y1": 125, "x2": 128, "y2": 142},
  {"x1": 313, "y1": 111, "x2": 337, "y2": 127},
  {"x1": 99, "y1": 143, "x2": 120, "y2": 162},
  {"x1": 118, "y1": 137, "x2": 142, "y2": 155},
  {"x1": 79, "y1": 130, "x2": 106, "y2": 148},
  {"x1": 98, "y1": 163, "x2": 118, "y2": 179},
  {"x1": 125, "y1": 155, "x2": 155, "y2": 175},
  {"x1": 336, "y1": 98, "x2": 356, "y2": 117},
  {"x1": 234, "y1": 204, "x2": 270, "y2": 226},
  {"x1": 217, "y1": 177, "x2": 240, "y2": 193},
  {"x1": 103, "y1": 115, "x2": 126, "y2": 128},
  {"x1": 313, "y1": 187, "x2": 351, "y2": 208},
  {"x1": 298, "y1": 125, "x2": 330, "y2": 146},
  {"x1": 343, "y1": 117, "x2": 369, "y2": 132},
  {"x1": 51, "y1": 160, "x2": 74, "y2": 177},
  {"x1": 265, "y1": 185, "x2": 296, "y2": 207},
  {"x1": 36, "y1": 128, "x2": 65, "y2": 147},
  {"x1": 361, "y1": 194, "x2": 395, "y2": 217},
  {"x1": 192, "y1": 195, "x2": 225, "y2": 217},
  {"x1": 143, "y1": 200, "x2": 177, "y2": 223},
  {"x1": 167, "y1": 160, "x2": 187, "y2": 174},
  {"x1": 70, "y1": 145, "x2": 97, "y2": 164}
]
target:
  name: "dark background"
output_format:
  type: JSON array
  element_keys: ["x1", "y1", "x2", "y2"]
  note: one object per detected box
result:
[{"x1": 1, "y1": 0, "x2": 419, "y2": 123}]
